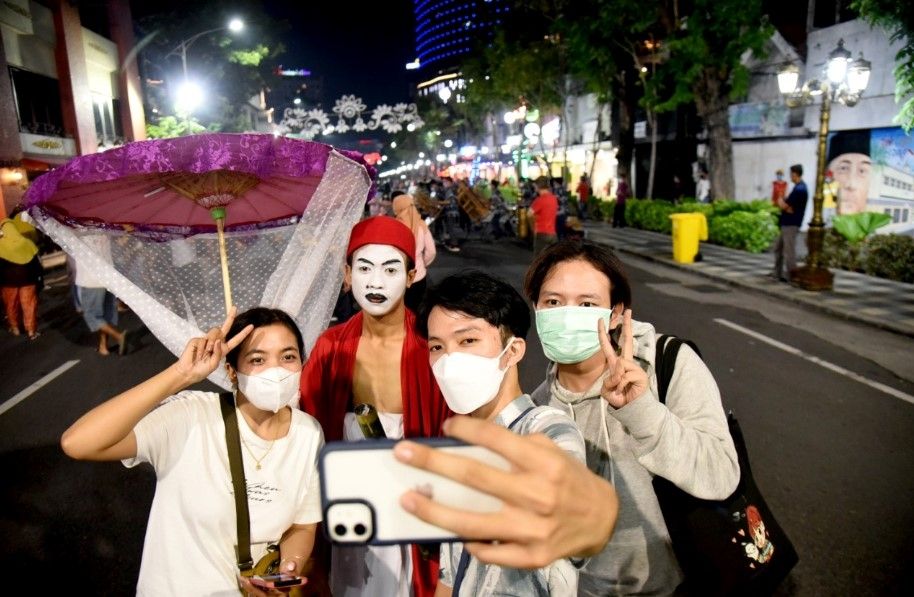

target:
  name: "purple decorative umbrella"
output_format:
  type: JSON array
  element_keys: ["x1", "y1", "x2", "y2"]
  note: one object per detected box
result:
[{"x1": 25, "y1": 133, "x2": 374, "y2": 388}]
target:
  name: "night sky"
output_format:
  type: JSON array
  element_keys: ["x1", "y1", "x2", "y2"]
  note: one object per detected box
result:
[
  {"x1": 121, "y1": 0, "x2": 418, "y2": 110},
  {"x1": 258, "y1": 0, "x2": 417, "y2": 107}
]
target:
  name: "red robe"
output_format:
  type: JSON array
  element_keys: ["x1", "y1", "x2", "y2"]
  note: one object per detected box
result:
[{"x1": 299, "y1": 309, "x2": 451, "y2": 597}]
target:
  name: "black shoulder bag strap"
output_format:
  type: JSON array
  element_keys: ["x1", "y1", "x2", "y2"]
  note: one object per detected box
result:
[
  {"x1": 654, "y1": 335, "x2": 702, "y2": 404},
  {"x1": 219, "y1": 392, "x2": 254, "y2": 574}
]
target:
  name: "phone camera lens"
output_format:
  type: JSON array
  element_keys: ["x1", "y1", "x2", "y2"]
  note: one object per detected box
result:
[
  {"x1": 334, "y1": 524, "x2": 348, "y2": 537},
  {"x1": 354, "y1": 523, "x2": 367, "y2": 536}
]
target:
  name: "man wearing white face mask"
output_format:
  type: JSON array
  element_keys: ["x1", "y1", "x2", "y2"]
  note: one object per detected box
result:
[
  {"x1": 300, "y1": 216, "x2": 450, "y2": 597},
  {"x1": 416, "y1": 270, "x2": 585, "y2": 597},
  {"x1": 524, "y1": 239, "x2": 739, "y2": 596}
]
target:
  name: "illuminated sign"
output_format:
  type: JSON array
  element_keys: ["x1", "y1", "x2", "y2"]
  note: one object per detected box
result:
[{"x1": 273, "y1": 66, "x2": 311, "y2": 77}]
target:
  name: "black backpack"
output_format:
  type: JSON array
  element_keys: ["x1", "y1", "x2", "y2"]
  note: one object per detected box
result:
[{"x1": 653, "y1": 335, "x2": 798, "y2": 596}]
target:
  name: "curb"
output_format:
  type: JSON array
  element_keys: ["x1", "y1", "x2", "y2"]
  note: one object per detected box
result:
[{"x1": 587, "y1": 234, "x2": 914, "y2": 339}]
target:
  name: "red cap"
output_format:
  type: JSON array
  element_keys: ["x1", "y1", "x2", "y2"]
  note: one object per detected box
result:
[{"x1": 346, "y1": 216, "x2": 416, "y2": 264}]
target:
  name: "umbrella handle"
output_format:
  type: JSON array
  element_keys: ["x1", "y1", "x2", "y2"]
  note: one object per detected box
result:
[{"x1": 211, "y1": 208, "x2": 233, "y2": 316}]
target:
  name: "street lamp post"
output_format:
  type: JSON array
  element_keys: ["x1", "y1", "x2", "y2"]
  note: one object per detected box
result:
[
  {"x1": 174, "y1": 18, "x2": 244, "y2": 80},
  {"x1": 778, "y1": 39, "x2": 871, "y2": 291},
  {"x1": 167, "y1": 18, "x2": 244, "y2": 124}
]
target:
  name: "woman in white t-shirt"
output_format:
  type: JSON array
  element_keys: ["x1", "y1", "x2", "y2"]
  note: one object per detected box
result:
[{"x1": 61, "y1": 306, "x2": 324, "y2": 597}]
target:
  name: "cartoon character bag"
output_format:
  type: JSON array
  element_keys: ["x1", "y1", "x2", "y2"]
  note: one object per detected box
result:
[{"x1": 653, "y1": 336, "x2": 799, "y2": 596}]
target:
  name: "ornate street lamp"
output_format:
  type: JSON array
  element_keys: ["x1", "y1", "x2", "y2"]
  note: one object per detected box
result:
[{"x1": 778, "y1": 39, "x2": 871, "y2": 291}]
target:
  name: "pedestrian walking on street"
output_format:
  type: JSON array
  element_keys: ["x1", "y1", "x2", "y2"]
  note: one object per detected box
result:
[
  {"x1": 0, "y1": 218, "x2": 42, "y2": 339},
  {"x1": 393, "y1": 192, "x2": 437, "y2": 312},
  {"x1": 612, "y1": 172, "x2": 630, "y2": 228},
  {"x1": 529, "y1": 176, "x2": 558, "y2": 256},
  {"x1": 576, "y1": 174, "x2": 592, "y2": 220},
  {"x1": 696, "y1": 167, "x2": 711, "y2": 203},
  {"x1": 772, "y1": 164, "x2": 809, "y2": 282},
  {"x1": 69, "y1": 241, "x2": 129, "y2": 355}
]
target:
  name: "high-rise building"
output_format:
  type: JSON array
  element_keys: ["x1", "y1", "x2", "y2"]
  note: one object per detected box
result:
[
  {"x1": 412, "y1": 0, "x2": 509, "y2": 74},
  {"x1": 411, "y1": 0, "x2": 510, "y2": 104}
]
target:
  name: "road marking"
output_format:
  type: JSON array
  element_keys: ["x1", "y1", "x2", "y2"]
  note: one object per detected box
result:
[
  {"x1": 713, "y1": 318, "x2": 914, "y2": 406},
  {"x1": 0, "y1": 360, "x2": 80, "y2": 416}
]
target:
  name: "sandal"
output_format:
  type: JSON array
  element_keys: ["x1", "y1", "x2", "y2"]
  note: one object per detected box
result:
[
  {"x1": 8, "y1": 327, "x2": 20, "y2": 336},
  {"x1": 28, "y1": 331, "x2": 40, "y2": 340}
]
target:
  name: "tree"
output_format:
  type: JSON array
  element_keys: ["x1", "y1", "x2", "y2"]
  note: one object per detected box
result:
[
  {"x1": 145, "y1": 116, "x2": 206, "y2": 139},
  {"x1": 645, "y1": 0, "x2": 772, "y2": 200},
  {"x1": 852, "y1": 0, "x2": 914, "y2": 131},
  {"x1": 556, "y1": 0, "x2": 659, "y2": 189},
  {"x1": 136, "y1": 0, "x2": 287, "y2": 134},
  {"x1": 463, "y1": 21, "x2": 572, "y2": 175}
]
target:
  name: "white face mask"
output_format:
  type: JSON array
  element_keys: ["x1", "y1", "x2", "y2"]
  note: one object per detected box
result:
[
  {"x1": 431, "y1": 338, "x2": 515, "y2": 415},
  {"x1": 236, "y1": 367, "x2": 302, "y2": 413},
  {"x1": 350, "y1": 244, "x2": 409, "y2": 317}
]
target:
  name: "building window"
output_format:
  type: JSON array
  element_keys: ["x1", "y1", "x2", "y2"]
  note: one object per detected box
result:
[
  {"x1": 9, "y1": 67, "x2": 65, "y2": 137},
  {"x1": 93, "y1": 95, "x2": 121, "y2": 146}
]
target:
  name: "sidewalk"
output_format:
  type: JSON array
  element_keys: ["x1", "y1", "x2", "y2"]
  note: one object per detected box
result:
[{"x1": 584, "y1": 223, "x2": 914, "y2": 338}]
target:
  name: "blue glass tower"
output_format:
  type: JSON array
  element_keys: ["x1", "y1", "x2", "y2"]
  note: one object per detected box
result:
[{"x1": 413, "y1": 0, "x2": 509, "y2": 73}]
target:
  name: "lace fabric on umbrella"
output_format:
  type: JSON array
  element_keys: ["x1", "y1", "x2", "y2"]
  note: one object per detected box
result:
[{"x1": 31, "y1": 151, "x2": 368, "y2": 389}]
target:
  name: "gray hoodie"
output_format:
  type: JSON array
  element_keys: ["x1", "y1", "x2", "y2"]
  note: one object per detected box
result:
[{"x1": 530, "y1": 319, "x2": 739, "y2": 596}]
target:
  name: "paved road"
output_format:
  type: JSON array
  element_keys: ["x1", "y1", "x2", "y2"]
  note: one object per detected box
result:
[{"x1": 1, "y1": 238, "x2": 912, "y2": 595}]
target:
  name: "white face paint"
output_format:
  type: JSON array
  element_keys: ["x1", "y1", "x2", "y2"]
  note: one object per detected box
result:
[{"x1": 350, "y1": 244, "x2": 409, "y2": 317}]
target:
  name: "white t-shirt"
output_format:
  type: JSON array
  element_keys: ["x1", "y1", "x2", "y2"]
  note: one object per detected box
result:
[{"x1": 123, "y1": 391, "x2": 323, "y2": 597}]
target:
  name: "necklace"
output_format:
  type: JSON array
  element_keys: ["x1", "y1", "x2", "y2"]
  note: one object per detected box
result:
[{"x1": 239, "y1": 432, "x2": 275, "y2": 470}]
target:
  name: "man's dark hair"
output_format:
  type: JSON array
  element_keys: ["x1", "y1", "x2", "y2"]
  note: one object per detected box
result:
[
  {"x1": 390, "y1": 190, "x2": 408, "y2": 200},
  {"x1": 534, "y1": 176, "x2": 549, "y2": 190},
  {"x1": 225, "y1": 307, "x2": 304, "y2": 369},
  {"x1": 417, "y1": 270, "x2": 531, "y2": 342},
  {"x1": 524, "y1": 239, "x2": 632, "y2": 308},
  {"x1": 790, "y1": 164, "x2": 803, "y2": 177}
]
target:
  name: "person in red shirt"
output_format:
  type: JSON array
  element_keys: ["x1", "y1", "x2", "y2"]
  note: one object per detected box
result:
[
  {"x1": 299, "y1": 216, "x2": 450, "y2": 597},
  {"x1": 529, "y1": 176, "x2": 559, "y2": 256},
  {"x1": 771, "y1": 169, "x2": 787, "y2": 207},
  {"x1": 576, "y1": 174, "x2": 591, "y2": 219}
]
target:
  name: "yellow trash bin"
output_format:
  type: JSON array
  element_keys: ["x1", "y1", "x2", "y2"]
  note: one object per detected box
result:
[{"x1": 669, "y1": 213, "x2": 708, "y2": 263}]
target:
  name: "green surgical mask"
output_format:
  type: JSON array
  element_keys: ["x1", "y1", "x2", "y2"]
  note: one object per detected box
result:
[{"x1": 535, "y1": 306, "x2": 615, "y2": 364}]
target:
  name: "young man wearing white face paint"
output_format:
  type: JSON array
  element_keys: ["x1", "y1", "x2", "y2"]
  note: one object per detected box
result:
[
  {"x1": 524, "y1": 239, "x2": 739, "y2": 596},
  {"x1": 299, "y1": 216, "x2": 450, "y2": 597},
  {"x1": 415, "y1": 270, "x2": 587, "y2": 597}
]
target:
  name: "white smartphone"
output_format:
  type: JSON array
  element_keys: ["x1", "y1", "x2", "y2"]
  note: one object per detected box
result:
[{"x1": 319, "y1": 438, "x2": 509, "y2": 546}]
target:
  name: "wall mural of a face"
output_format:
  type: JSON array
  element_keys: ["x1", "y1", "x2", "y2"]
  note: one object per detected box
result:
[
  {"x1": 830, "y1": 152, "x2": 872, "y2": 215},
  {"x1": 827, "y1": 130, "x2": 872, "y2": 215},
  {"x1": 348, "y1": 244, "x2": 409, "y2": 317}
]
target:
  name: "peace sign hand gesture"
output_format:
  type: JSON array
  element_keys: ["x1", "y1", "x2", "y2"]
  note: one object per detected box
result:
[
  {"x1": 174, "y1": 306, "x2": 254, "y2": 386},
  {"x1": 598, "y1": 309, "x2": 649, "y2": 408}
]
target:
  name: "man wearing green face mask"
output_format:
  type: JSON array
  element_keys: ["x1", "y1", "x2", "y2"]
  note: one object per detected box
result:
[{"x1": 524, "y1": 239, "x2": 740, "y2": 596}]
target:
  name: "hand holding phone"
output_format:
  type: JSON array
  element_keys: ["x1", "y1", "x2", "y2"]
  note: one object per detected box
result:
[{"x1": 320, "y1": 438, "x2": 509, "y2": 545}]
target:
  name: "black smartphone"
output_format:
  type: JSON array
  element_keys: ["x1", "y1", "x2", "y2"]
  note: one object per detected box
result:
[{"x1": 250, "y1": 573, "x2": 306, "y2": 589}]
